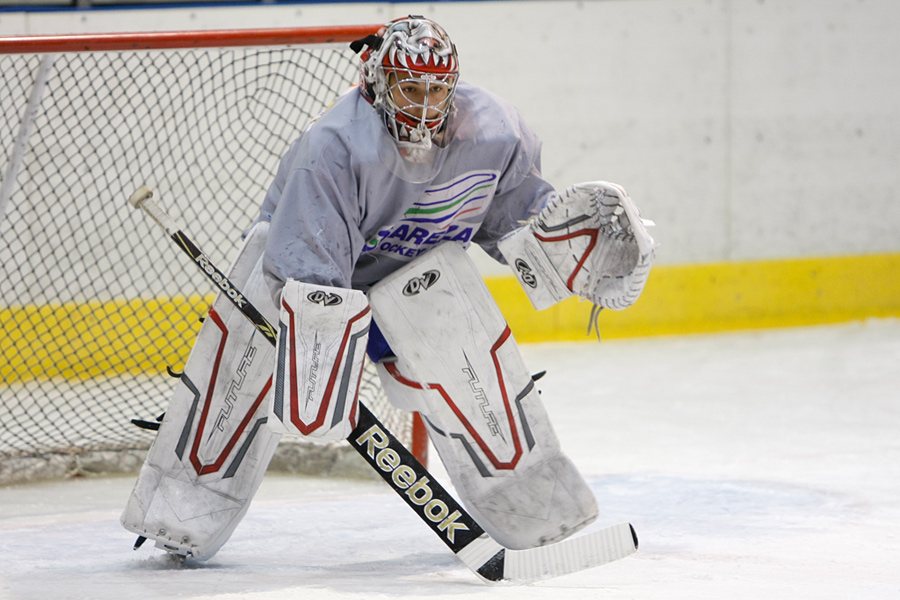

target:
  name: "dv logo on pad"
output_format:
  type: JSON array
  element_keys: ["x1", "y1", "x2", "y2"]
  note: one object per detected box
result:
[
  {"x1": 403, "y1": 270, "x2": 440, "y2": 296},
  {"x1": 514, "y1": 259, "x2": 537, "y2": 288},
  {"x1": 307, "y1": 291, "x2": 343, "y2": 306}
]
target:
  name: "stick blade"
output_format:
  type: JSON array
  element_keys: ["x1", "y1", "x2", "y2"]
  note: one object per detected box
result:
[{"x1": 501, "y1": 522, "x2": 637, "y2": 583}]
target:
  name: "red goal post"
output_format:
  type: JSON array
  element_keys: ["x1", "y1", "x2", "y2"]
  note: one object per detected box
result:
[
  {"x1": 0, "y1": 25, "x2": 428, "y2": 485},
  {"x1": 0, "y1": 25, "x2": 379, "y2": 54}
]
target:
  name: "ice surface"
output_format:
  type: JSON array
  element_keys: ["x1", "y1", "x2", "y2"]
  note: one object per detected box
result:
[{"x1": 1, "y1": 319, "x2": 898, "y2": 599}]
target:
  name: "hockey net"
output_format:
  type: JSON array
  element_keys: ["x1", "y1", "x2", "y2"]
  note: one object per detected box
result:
[{"x1": 0, "y1": 26, "x2": 426, "y2": 486}]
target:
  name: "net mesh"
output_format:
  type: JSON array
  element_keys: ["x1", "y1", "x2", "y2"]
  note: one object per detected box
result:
[{"x1": 0, "y1": 38, "x2": 411, "y2": 485}]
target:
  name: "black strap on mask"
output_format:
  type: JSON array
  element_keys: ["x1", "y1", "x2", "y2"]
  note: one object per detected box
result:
[{"x1": 349, "y1": 34, "x2": 383, "y2": 54}]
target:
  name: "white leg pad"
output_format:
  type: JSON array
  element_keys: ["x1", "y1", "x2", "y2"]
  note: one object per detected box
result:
[
  {"x1": 121, "y1": 222, "x2": 281, "y2": 560},
  {"x1": 268, "y1": 281, "x2": 370, "y2": 443},
  {"x1": 368, "y1": 243, "x2": 598, "y2": 550}
]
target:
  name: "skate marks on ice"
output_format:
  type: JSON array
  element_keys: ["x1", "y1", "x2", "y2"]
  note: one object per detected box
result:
[
  {"x1": 591, "y1": 473, "x2": 856, "y2": 545},
  {"x1": 0, "y1": 472, "x2": 860, "y2": 600}
]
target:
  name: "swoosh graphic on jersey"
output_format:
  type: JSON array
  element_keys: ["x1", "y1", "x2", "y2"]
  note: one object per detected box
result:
[
  {"x1": 417, "y1": 172, "x2": 499, "y2": 205},
  {"x1": 404, "y1": 191, "x2": 492, "y2": 224},
  {"x1": 402, "y1": 173, "x2": 498, "y2": 224},
  {"x1": 405, "y1": 185, "x2": 492, "y2": 215}
]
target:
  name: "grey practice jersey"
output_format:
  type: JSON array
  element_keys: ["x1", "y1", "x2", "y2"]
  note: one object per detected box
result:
[{"x1": 256, "y1": 81, "x2": 556, "y2": 292}]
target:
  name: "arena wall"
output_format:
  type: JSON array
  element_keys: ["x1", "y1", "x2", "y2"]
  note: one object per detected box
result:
[{"x1": 2, "y1": 0, "x2": 898, "y2": 344}]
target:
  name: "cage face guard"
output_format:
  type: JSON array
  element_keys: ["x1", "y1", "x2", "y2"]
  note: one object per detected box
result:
[
  {"x1": 354, "y1": 16, "x2": 459, "y2": 160},
  {"x1": 384, "y1": 69, "x2": 457, "y2": 146}
]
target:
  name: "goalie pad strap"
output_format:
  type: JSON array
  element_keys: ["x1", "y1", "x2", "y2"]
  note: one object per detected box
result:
[
  {"x1": 368, "y1": 243, "x2": 598, "y2": 550},
  {"x1": 269, "y1": 280, "x2": 370, "y2": 443}
]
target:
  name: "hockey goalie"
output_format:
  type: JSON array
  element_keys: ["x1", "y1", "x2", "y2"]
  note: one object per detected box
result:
[{"x1": 122, "y1": 15, "x2": 654, "y2": 561}]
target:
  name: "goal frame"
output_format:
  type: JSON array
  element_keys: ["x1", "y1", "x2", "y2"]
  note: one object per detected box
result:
[
  {"x1": 0, "y1": 24, "x2": 430, "y2": 484},
  {"x1": 0, "y1": 25, "x2": 380, "y2": 54}
]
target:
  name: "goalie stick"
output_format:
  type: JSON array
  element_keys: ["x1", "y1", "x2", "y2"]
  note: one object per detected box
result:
[{"x1": 128, "y1": 185, "x2": 638, "y2": 583}]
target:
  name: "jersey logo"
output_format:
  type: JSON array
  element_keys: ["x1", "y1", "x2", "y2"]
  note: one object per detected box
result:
[{"x1": 362, "y1": 170, "x2": 499, "y2": 260}]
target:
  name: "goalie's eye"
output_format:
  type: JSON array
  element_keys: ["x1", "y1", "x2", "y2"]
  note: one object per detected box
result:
[{"x1": 400, "y1": 82, "x2": 422, "y2": 96}]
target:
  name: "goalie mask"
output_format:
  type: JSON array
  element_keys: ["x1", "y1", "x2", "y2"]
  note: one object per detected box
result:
[{"x1": 352, "y1": 16, "x2": 459, "y2": 160}]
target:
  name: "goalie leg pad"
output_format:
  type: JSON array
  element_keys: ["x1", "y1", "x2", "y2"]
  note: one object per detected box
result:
[
  {"x1": 498, "y1": 181, "x2": 655, "y2": 311},
  {"x1": 268, "y1": 280, "x2": 370, "y2": 443},
  {"x1": 121, "y1": 222, "x2": 281, "y2": 560},
  {"x1": 368, "y1": 243, "x2": 598, "y2": 550}
]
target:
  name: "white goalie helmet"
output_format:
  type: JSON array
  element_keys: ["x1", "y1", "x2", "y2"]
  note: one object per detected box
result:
[{"x1": 352, "y1": 16, "x2": 459, "y2": 156}]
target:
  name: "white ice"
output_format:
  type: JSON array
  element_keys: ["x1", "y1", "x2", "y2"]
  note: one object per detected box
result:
[{"x1": 1, "y1": 319, "x2": 898, "y2": 599}]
